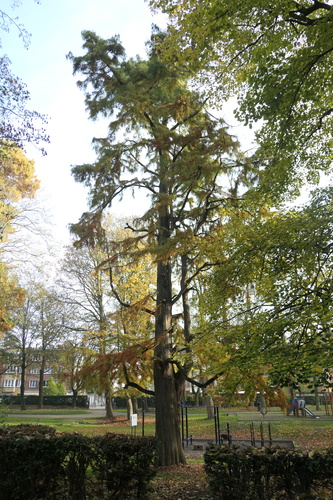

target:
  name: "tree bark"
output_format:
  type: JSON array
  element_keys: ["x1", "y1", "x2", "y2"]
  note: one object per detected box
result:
[
  {"x1": 20, "y1": 357, "x2": 26, "y2": 411},
  {"x1": 38, "y1": 356, "x2": 45, "y2": 409},
  {"x1": 72, "y1": 388, "x2": 78, "y2": 408},
  {"x1": 105, "y1": 385, "x2": 115, "y2": 419},
  {"x1": 126, "y1": 396, "x2": 133, "y2": 420},
  {"x1": 154, "y1": 250, "x2": 186, "y2": 464},
  {"x1": 203, "y1": 395, "x2": 214, "y2": 419},
  {"x1": 153, "y1": 177, "x2": 187, "y2": 465},
  {"x1": 154, "y1": 358, "x2": 185, "y2": 465}
]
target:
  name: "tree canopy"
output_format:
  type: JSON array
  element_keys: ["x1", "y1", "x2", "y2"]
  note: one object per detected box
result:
[
  {"x1": 149, "y1": 0, "x2": 333, "y2": 198},
  {"x1": 201, "y1": 186, "x2": 333, "y2": 393}
]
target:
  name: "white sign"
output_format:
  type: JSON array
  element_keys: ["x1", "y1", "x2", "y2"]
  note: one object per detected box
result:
[{"x1": 130, "y1": 413, "x2": 138, "y2": 427}]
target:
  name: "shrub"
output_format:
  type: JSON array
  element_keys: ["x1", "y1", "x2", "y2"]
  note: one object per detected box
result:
[
  {"x1": 204, "y1": 444, "x2": 333, "y2": 499},
  {"x1": 0, "y1": 425, "x2": 62, "y2": 500},
  {"x1": 0, "y1": 425, "x2": 157, "y2": 499},
  {"x1": 93, "y1": 433, "x2": 157, "y2": 499}
]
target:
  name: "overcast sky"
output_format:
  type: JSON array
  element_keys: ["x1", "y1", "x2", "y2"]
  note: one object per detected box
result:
[{"x1": 2, "y1": 0, "x2": 169, "y2": 243}]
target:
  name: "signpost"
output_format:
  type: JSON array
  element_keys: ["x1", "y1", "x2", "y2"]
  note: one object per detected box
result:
[{"x1": 131, "y1": 413, "x2": 137, "y2": 436}]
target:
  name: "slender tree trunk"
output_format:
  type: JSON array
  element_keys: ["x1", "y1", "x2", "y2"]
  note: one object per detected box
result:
[
  {"x1": 38, "y1": 356, "x2": 45, "y2": 409},
  {"x1": 126, "y1": 396, "x2": 133, "y2": 420},
  {"x1": 20, "y1": 362, "x2": 26, "y2": 411},
  {"x1": 203, "y1": 394, "x2": 214, "y2": 419},
  {"x1": 72, "y1": 388, "x2": 78, "y2": 408},
  {"x1": 313, "y1": 377, "x2": 320, "y2": 411}
]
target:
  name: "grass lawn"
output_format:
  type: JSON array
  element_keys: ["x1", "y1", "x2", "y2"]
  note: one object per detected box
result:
[{"x1": 3, "y1": 405, "x2": 333, "y2": 448}]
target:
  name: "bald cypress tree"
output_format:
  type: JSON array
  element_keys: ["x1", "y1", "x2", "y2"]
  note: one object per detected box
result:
[{"x1": 68, "y1": 28, "x2": 252, "y2": 465}]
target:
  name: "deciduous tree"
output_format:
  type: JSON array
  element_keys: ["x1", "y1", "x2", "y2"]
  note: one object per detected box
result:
[
  {"x1": 150, "y1": 0, "x2": 333, "y2": 198},
  {"x1": 201, "y1": 186, "x2": 333, "y2": 393}
]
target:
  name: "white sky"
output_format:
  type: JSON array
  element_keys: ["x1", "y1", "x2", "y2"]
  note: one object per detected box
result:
[
  {"x1": 2, "y1": 0, "x2": 255, "y2": 246},
  {"x1": 1, "y1": 0, "x2": 169, "y2": 243}
]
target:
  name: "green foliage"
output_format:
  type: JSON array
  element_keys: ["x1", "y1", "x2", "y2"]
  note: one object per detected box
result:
[
  {"x1": 1, "y1": 394, "x2": 89, "y2": 407},
  {"x1": 201, "y1": 186, "x2": 333, "y2": 390},
  {"x1": 204, "y1": 445, "x2": 333, "y2": 499},
  {"x1": 0, "y1": 425, "x2": 157, "y2": 500},
  {"x1": 150, "y1": 0, "x2": 333, "y2": 199},
  {"x1": 43, "y1": 376, "x2": 66, "y2": 396},
  {"x1": 93, "y1": 433, "x2": 157, "y2": 498}
]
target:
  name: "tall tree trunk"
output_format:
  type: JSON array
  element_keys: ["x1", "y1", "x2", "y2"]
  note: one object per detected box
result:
[
  {"x1": 20, "y1": 362, "x2": 26, "y2": 411},
  {"x1": 154, "y1": 254, "x2": 185, "y2": 465},
  {"x1": 38, "y1": 356, "x2": 45, "y2": 409},
  {"x1": 153, "y1": 180, "x2": 186, "y2": 466},
  {"x1": 203, "y1": 394, "x2": 214, "y2": 419}
]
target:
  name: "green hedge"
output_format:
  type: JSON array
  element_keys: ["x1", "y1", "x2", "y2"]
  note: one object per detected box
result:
[
  {"x1": 0, "y1": 425, "x2": 157, "y2": 500},
  {"x1": 0, "y1": 394, "x2": 89, "y2": 407},
  {"x1": 204, "y1": 445, "x2": 333, "y2": 499}
]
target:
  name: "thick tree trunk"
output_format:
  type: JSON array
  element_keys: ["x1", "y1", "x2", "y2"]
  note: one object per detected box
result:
[
  {"x1": 154, "y1": 359, "x2": 185, "y2": 465},
  {"x1": 131, "y1": 396, "x2": 138, "y2": 414},
  {"x1": 154, "y1": 254, "x2": 186, "y2": 465},
  {"x1": 105, "y1": 385, "x2": 115, "y2": 419}
]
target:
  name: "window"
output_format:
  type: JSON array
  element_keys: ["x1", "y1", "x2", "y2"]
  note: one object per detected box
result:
[
  {"x1": 43, "y1": 380, "x2": 48, "y2": 387},
  {"x1": 16, "y1": 380, "x2": 21, "y2": 387},
  {"x1": 29, "y1": 380, "x2": 38, "y2": 388},
  {"x1": 4, "y1": 379, "x2": 15, "y2": 387},
  {"x1": 6, "y1": 366, "x2": 17, "y2": 374},
  {"x1": 44, "y1": 367, "x2": 52, "y2": 374},
  {"x1": 30, "y1": 367, "x2": 39, "y2": 374}
]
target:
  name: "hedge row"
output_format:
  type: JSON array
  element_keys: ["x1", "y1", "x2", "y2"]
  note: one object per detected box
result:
[
  {"x1": 0, "y1": 425, "x2": 157, "y2": 499},
  {"x1": 204, "y1": 445, "x2": 333, "y2": 499},
  {"x1": 0, "y1": 394, "x2": 89, "y2": 407}
]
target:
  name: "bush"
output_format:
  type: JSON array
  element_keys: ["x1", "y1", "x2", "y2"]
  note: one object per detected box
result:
[
  {"x1": 0, "y1": 425, "x2": 157, "y2": 499},
  {"x1": 0, "y1": 425, "x2": 62, "y2": 500},
  {"x1": 94, "y1": 433, "x2": 157, "y2": 499},
  {"x1": 204, "y1": 444, "x2": 333, "y2": 499}
]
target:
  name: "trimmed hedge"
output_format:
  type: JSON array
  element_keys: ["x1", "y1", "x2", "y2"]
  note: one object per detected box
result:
[
  {"x1": 204, "y1": 444, "x2": 333, "y2": 499},
  {"x1": 0, "y1": 394, "x2": 89, "y2": 407},
  {"x1": 0, "y1": 425, "x2": 157, "y2": 500}
]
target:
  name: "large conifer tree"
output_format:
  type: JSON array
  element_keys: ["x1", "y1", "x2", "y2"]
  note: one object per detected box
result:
[{"x1": 68, "y1": 28, "x2": 252, "y2": 465}]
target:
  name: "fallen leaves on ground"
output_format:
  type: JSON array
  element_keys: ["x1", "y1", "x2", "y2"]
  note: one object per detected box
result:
[{"x1": 148, "y1": 463, "x2": 210, "y2": 500}]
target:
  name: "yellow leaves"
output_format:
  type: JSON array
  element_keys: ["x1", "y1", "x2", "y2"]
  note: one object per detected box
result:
[{"x1": 0, "y1": 143, "x2": 40, "y2": 202}]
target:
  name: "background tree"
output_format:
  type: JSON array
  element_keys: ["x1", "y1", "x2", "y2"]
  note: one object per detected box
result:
[
  {"x1": 150, "y1": 0, "x2": 333, "y2": 199},
  {"x1": 68, "y1": 29, "x2": 254, "y2": 465},
  {"x1": 57, "y1": 243, "x2": 116, "y2": 417},
  {"x1": 0, "y1": 1, "x2": 48, "y2": 152},
  {"x1": 1, "y1": 281, "x2": 41, "y2": 410},
  {"x1": 43, "y1": 376, "x2": 66, "y2": 396},
  {"x1": 57, "y1": 339, "x2": 92, "y2": 408},
  {"x1": 201, "y1": 186, "x2": 333, "y2": 396},
  {"x1": 33, "y1": 289, "x2": 65, "y2": 408}
]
